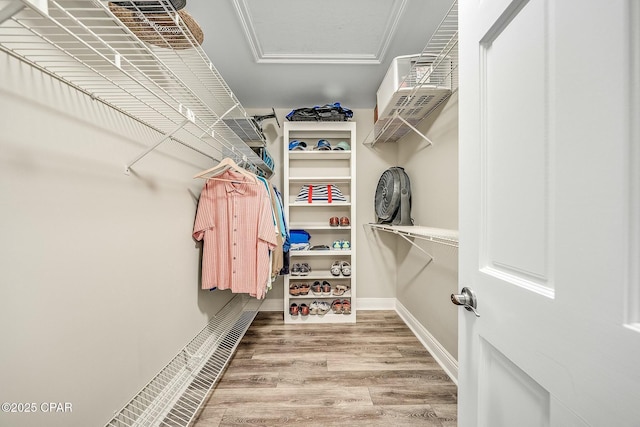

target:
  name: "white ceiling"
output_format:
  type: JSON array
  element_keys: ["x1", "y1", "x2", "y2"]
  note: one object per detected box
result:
[{"x1": 187, "y1": 0, "x2": 454, "y2": 109}]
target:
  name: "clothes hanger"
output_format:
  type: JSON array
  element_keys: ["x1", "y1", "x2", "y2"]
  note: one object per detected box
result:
[{"x1": 193, "y1": 157, "x2": 257, "y2": 183}]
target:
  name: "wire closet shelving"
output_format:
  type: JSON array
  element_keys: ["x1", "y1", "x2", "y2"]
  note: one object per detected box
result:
[
  {"x1": 367, "y1": 223, "x2": 458, "y2": 266},
  {"x1": 0, "y1": 0, "x2": 274, "y2": 177},
  {"x1": 366, "y1": 0, "x2": 458, "y2": 146},
  {"x1": 105, "y1": 295, "x2": 262, "y2": 427}
]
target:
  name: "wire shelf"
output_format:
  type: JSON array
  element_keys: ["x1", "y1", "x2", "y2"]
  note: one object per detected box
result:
[
  {"x1": 105, "y1": 295, "x2": 262, "y2": 427},
  {"x1": 367, "y1": 223, "x2": 459, "y2": 248},
  {"x1": 367, "y1": 0, "x2": 458, "y2": 146},
  {"x1": 0, "y1": 0, "x2": 273, "y2": 177},
  {"x1": 367, "y1": 223, "x2": 458, "y2": 267}
]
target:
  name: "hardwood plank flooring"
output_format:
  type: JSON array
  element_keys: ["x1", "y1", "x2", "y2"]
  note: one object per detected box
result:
[{"x1": 193, "y1": 310, "x2": 457, "y2": 426}]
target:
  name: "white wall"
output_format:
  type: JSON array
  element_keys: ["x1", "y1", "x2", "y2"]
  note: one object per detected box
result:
[
  {"x1": 397, "y1": 93, "x2": 460, "y2": 359},
  {"x1": 0, "y1": 52, "x2": 235, "y2": 426}
]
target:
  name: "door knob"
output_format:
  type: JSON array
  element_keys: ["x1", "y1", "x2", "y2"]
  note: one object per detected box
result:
[{"x1": 451, "y1": 287, "x2": 480, "y2": 317}]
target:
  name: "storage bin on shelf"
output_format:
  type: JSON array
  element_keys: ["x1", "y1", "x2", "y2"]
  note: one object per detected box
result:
[{"x1": 376, "y1": 53, "x2": 453, "y2": 123}]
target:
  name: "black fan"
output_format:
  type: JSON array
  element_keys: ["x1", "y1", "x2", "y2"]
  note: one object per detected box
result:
[{"x1": 374, "y1": 167, "x2": 413, "y2": 225}]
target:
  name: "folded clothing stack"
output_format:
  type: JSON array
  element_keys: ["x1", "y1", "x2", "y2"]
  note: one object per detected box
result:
[
  {"x1": 295, "y1": 184, "x2": 346, "y2": 203},
  {"x1": 290, "y1": 229, "x2": 311, "y2": 244},
  {"x1": 291, "y1": 242, "x2": 310, "y2": 251}
]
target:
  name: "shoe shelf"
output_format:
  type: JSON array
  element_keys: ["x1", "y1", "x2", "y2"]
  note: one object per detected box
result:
[
  {"x1": 290, "y1": 250, "x2": 353, "y2": 256},
  {"x1": 0, "y1": 0, "x2": 273, "y2": 177},
  {"x1": 289, "y1": 222, "x2": 351, "y2": 230},
  {"x1": 289, "y1": 271, "x2": 351, "y2": 280},
  {"x1": 289, "y1": 201, "x2": 352, "y2": 207},
  {"x1": 288, "y1": 291, "x2": 352, "y2": 300},
  {"x1": 289, "y1": 176, "x2": 352, "y2": 183},
  {"x1": 288, "y1": 151, "x2": 352, "y2": 160},
  {"x1": 284, "y1": 121, "x2": 357, "y2": 324}
]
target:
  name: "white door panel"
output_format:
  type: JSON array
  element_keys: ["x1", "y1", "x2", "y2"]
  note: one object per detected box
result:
[
  {"x1": 459, "y1": 0, "x2": 640, "y2": 426},
  {"x1": 481, "y1": 1, "x2": 552, "y2": 294}
]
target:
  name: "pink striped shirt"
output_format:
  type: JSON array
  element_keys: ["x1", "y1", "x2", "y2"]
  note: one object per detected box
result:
[{"x1": 193, "y1": 170, "x2": 277, "y2": 298}]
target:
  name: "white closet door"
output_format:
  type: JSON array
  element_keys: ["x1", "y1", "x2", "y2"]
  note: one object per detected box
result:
[{"x1": 458, "y1": 0, "x2": 640, "y2": 426}]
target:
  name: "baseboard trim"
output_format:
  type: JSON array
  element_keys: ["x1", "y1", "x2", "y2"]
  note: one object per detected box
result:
[
  {"x1": 357, "y1": 298, "x2": 396, "y2": 310},
  {"x1": 395, "y1": 300, "x2": 459, "y2": 385}
]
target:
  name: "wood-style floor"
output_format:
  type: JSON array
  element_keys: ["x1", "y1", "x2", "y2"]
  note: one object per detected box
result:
[{"x1": 193, "y1": 310, "x2": 457, "y2": 426}]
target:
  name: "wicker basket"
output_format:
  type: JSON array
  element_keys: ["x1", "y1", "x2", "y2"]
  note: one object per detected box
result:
[{"x1": 109, "y1": 2, "x2": 204, "y2": 50}]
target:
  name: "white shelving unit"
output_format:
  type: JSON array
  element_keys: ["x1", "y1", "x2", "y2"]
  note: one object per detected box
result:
[
  {"x1": 0, "y1": 0, "x2": 274, "y2": 177},
  {"x1": 366, "y1": 0, "x2": 458, "y2": 146},
  {"x1": 283, "y1": 121, "x2": 356, "y2": 324}
]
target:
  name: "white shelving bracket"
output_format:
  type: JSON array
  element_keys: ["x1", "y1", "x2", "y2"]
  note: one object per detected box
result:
[
  {"x1": 124, "y1": 118, "x2": 190, "y2": 174},
  {"x1": 366, "y1": 223, "x2": 459, "y2": 265},
  {"x1": 397, "y1": 116, "x2": 434, "y2": 146},
  {"x1": 200, "y1": 102, "x2": 239, "y2": 139},
  {"x1": 395, "y1": 230, "x2": 435, "y2": 267}
]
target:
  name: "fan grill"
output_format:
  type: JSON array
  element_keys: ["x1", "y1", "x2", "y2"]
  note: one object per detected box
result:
[{"x1": 375, "y1": 169, "x2": 400, "y2": 222}]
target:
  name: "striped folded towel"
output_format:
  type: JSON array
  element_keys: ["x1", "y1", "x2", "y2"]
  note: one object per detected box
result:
[{"x1": 295, "y1": 184, "x2": 346, "y2": 203}]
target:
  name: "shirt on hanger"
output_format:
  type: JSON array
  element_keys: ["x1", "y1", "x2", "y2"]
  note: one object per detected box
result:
[{"x1": 193, "y1": 169, "x2": 277, "y2": 298}]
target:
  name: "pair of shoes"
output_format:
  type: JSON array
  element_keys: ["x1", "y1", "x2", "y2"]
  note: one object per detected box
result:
[
  {"x1": 329, "y1": 216, "x2": 350, "y2": 227},
  {"x1": 310, "y1": 245, "x2": 330, "y2": 250},
  {"x1": 311, "y1": 280, "x2": 332, "y2": 296},
  {"x1": 331, "y1": 299, "x2": 351, "y2": 314},
  {"x1": 290, "y1": 302, "x2": 310, "y2": 316},
  {"x1": 309, "y1": 301, "x2": 331, "y2": 315},
  {"x1": 292, "y1": 283, "x2": 309, "y2": 295},
  {"x1": 291, "y1": 263, "x2": 311, "y2": 276},
  {"x1": 330, "y1": 261, "x2": 351, "y2": 277},
  {"x1": 332, "y1": 240, "x2": 351, "y2": 250},
  {"x1": 332, "y1": 284, "x2": 350, "y2": 296}
]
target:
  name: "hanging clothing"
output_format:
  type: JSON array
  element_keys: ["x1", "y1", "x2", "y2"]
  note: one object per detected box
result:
[
  {"x1": 256, "y1": 176, "x2": 286, "y2": 283},
  {"x1": 266, "y1": 183, "x2": 284, "y2": 282},
  {"x1": 193, "y1": 169, "x2": 277, "y2": 299}
]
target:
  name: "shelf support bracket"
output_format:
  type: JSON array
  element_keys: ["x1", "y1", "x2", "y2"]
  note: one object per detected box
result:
[
  {"x1": 125, "y1": 118, "x2": 190, "y2": 174},
  {"x1": 201, "y1": 102, "x2": 239, "y2": 139},
  {"x1": 0, "y1": 0, "x2": 25, "y2": 25},
  {"x1": 397, "y1": 116, "x2": 434, "y2": 146},
  {"x1": 393, "y1": 229, "x2": 434, "y2": 267}
]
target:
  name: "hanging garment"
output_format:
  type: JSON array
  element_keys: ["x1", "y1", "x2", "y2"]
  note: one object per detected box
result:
[
  {"x1": 193, "y1": 169, "x2": 277, "y2": 299},
  {"x1": 295, "y1": 184, "x2": 347, "y2": 203},
  {"x1": 267, "y1": 183, "x2": 284, "y2": 282}
]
